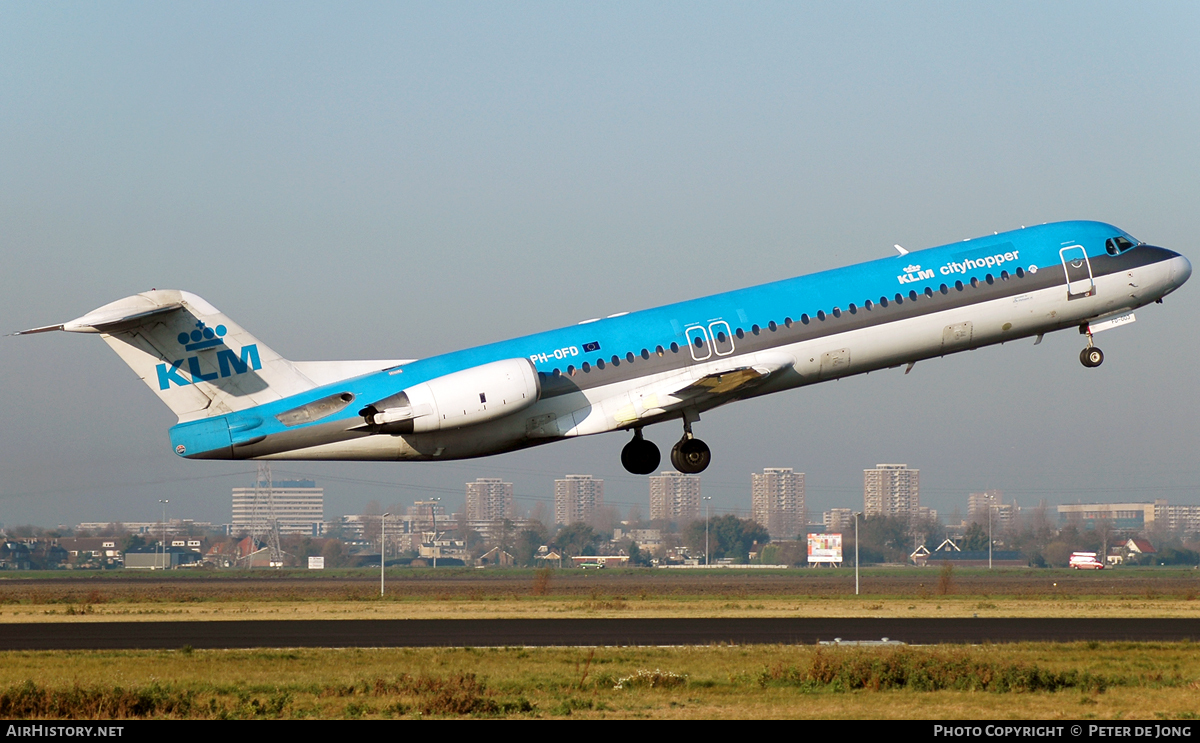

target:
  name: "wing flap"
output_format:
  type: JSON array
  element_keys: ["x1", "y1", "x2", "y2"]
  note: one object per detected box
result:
[{"x1": 615, "y1": 354, "x2": 794, "y2": 423}]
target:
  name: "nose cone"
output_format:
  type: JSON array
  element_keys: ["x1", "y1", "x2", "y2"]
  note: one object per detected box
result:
[{"x1": 1171, "y1": 254, "x2": 1192, "y2": 287}]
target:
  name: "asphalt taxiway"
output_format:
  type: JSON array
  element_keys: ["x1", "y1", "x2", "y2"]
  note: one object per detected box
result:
[{"x1": 2, "y1": 617, "x2": 1197, "y2": 650}]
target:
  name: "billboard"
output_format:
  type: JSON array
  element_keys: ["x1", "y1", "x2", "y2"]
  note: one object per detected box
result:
[{"x1": 807, "y1": 533, "x2": 843, "y2": 564}]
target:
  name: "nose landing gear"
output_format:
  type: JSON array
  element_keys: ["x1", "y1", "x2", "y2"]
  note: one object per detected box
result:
[
  {"x1": 669, "y1": 415, "x2": 711, "y2": 474},
  {"x1": 620, "y1": 428, "x2": 661, "y2": 475},
  {"x1": 1079, "y1": 325, "x2": 1104, "y2": 368}
]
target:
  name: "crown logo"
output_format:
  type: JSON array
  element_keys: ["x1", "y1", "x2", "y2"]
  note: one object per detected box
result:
[
  {"x1": 903, "y1": 264, "x2": 921, "y2": 273},
  {"x1": 178, "y1": 321, "x2": 228, "y2": 351}
]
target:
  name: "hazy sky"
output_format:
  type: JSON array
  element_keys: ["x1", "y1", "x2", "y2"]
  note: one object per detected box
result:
[{"x1": 2, "y1": 2, "x2": 1198, "y2": 529}]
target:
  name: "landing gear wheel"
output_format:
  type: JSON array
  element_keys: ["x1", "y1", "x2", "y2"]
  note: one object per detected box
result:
[
  {"x1": 1080, "y1": 347, "x2": 1104, "y2": 368},
  {"x1": 620, "y1": 430, "x2": 660, "y2": 475},
  {"x1": 670, "y1": 437, "x2": 711, "y2": 474}
]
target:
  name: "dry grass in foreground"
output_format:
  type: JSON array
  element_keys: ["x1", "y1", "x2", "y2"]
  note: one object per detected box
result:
[
  {"x1": 0, "y1": 643, "x2": 1197, "y2": 719},
  {"x1": 2, "y1": 595, "x2": 1199, "y2": 622},
  {"x1": 1, "y1": 568, "x2": 1196, "y2": 622}
]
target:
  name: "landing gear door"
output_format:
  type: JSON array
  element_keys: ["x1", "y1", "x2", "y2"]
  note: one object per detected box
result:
[{"x1": 1059, "y1": 246, "x2": 1095, "y2": 298}]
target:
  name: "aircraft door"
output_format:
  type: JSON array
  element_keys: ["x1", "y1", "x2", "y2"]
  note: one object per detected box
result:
[
  {"x1": 1059, "y1": 246, "x2": 1095, "y2": 297},
  {"x1": 708, "y1": 321, "x2": 735, "y2": 356},
  {"x1": 684, "y1": 325, "x2": 712, "y2": 361}
]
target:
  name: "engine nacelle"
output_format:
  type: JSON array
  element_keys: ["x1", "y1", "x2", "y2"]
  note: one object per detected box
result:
[{"x1": 360, "y1": 358, "x2": 540, "y2": 434}]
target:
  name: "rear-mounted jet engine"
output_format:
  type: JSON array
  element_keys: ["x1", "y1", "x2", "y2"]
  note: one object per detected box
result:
[{"x1": 358, "y1": 358, "x2": 540, "y2": 435}]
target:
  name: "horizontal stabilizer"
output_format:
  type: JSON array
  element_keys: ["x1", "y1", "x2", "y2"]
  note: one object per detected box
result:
[{"x1": 13, "y1": 300, "x2": 184, "y2": 336}]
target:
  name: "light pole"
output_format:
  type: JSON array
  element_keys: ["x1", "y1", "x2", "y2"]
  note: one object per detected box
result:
[
  {"x1": 702, "y1": 496, "x2": 712, "y2": 566},
  {"x1": 988, "y1": 502, "x2": 993, "y2": 570},
  {"x1": 853, "y1": 511, "x2": 861, "y2": 596},
  {"x1": 429, "y1": 498, "x2": 440, "y2": 568},
  {"x1": 381, "y1": 513, "x2": 391, "y2": 596},
  {"x1": 158, "y1": 499, "x2": 169, "y2": 570}
]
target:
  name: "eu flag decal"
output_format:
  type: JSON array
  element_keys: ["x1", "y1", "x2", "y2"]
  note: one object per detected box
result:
[{"x1": 582, "y1": 341, "x2": 601, "y2": 353}]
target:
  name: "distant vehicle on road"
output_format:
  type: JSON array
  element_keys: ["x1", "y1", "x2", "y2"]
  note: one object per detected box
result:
[{"x1": 1069, "y1": 552, "x2": 1105, "y2": 570}]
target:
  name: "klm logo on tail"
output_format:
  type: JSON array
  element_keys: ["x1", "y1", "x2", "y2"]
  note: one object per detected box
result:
[{"x1": 155, "y1": 322, "x2": 262, "y2": 389}]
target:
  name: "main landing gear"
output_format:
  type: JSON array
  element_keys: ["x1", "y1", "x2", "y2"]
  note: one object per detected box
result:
[
  {"x1": 620, "y1": 416, "x2": 713, "y2": 475},
  {"x1": 670, "y1": 415, "x2": 711, "y2": 474},
  {"x1": 671, "y1": 435, "x2": 711, "y2": 474},
  {"x1": 621, "y1": 428, "x2": 660, "y2": 475}
]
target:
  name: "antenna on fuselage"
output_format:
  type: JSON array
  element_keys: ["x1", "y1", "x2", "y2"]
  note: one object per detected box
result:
[{"x1": 894, "y1": 244, "x2": 909, "y2": 256}]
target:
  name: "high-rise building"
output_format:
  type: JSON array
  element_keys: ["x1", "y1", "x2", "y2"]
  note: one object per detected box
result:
[
  {"x1": 554, "y1": 474, "x2": 604, "y2": 526},
  {"x1": 824, "y1": 508, "x2": 855, "y2": 533},
  {"x1": 863, "y1": 464, "x2": 919, "y2": 518},
  {"x1": 231, "y1": 479, "x2": 324, "y2": 535},
  {"x1": 1154, "y1": 499, "x2": 1200, "y2": 534},
  {"x1": 464, "y1": 478, "x2": 514, "y2": 521},
  {"x1": 750, "y1": 468, "x2": 806, "y2": 540},
  {"x1": 968, "y1": 490, "x2": 1014, "y2": 526},
  {"x1": 408, "y1": 500, "x2": 448, "y2": 532},
  {"x1": 649, "y1": 471, "x2": 701, "y2": 523}
]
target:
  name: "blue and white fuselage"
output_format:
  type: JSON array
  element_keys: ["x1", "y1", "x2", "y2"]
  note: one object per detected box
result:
[{"x1": 18, "y1": 220, "x2": 1191, "y2": 474}]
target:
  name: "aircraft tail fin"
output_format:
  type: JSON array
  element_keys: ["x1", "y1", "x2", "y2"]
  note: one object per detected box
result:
[{"x1": 18, "y1": 290, "x2": 319, "y2": 422}]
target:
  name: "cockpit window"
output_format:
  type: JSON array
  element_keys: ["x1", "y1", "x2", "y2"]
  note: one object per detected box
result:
[{"x1": 1106, "y1": 236, "x2": 1136, "y2": 256}]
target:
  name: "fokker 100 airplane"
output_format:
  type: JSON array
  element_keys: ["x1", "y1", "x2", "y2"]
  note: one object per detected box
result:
[{"x1": 17, "y1": 220, "x2": 1191, "y2": 475}]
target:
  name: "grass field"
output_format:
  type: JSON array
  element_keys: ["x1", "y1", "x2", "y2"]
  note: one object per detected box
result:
[
  {"x1": 0, "y1": 567, "x2": 1196, "y2": 622},
  {"x1": 0, "y1": 643, "x2": 1197, "y2": 719},
  {"x1": 1, "y1": 568, "x2": 1197, "y2": 719}
]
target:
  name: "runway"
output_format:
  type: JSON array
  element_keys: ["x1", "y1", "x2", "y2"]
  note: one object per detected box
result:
[{"x1": 2, "y1": 617, "x2": 1198, "y2": 650}]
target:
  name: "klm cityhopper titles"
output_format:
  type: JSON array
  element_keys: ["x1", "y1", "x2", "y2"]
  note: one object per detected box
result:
[{"x1": 16, "y1": 221, "x2": 1191, "y2": 475}]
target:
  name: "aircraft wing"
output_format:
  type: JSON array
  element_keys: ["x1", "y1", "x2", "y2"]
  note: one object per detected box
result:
[{"x1": 614, "y1": 353, "x2": 793, "y2": 424}]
